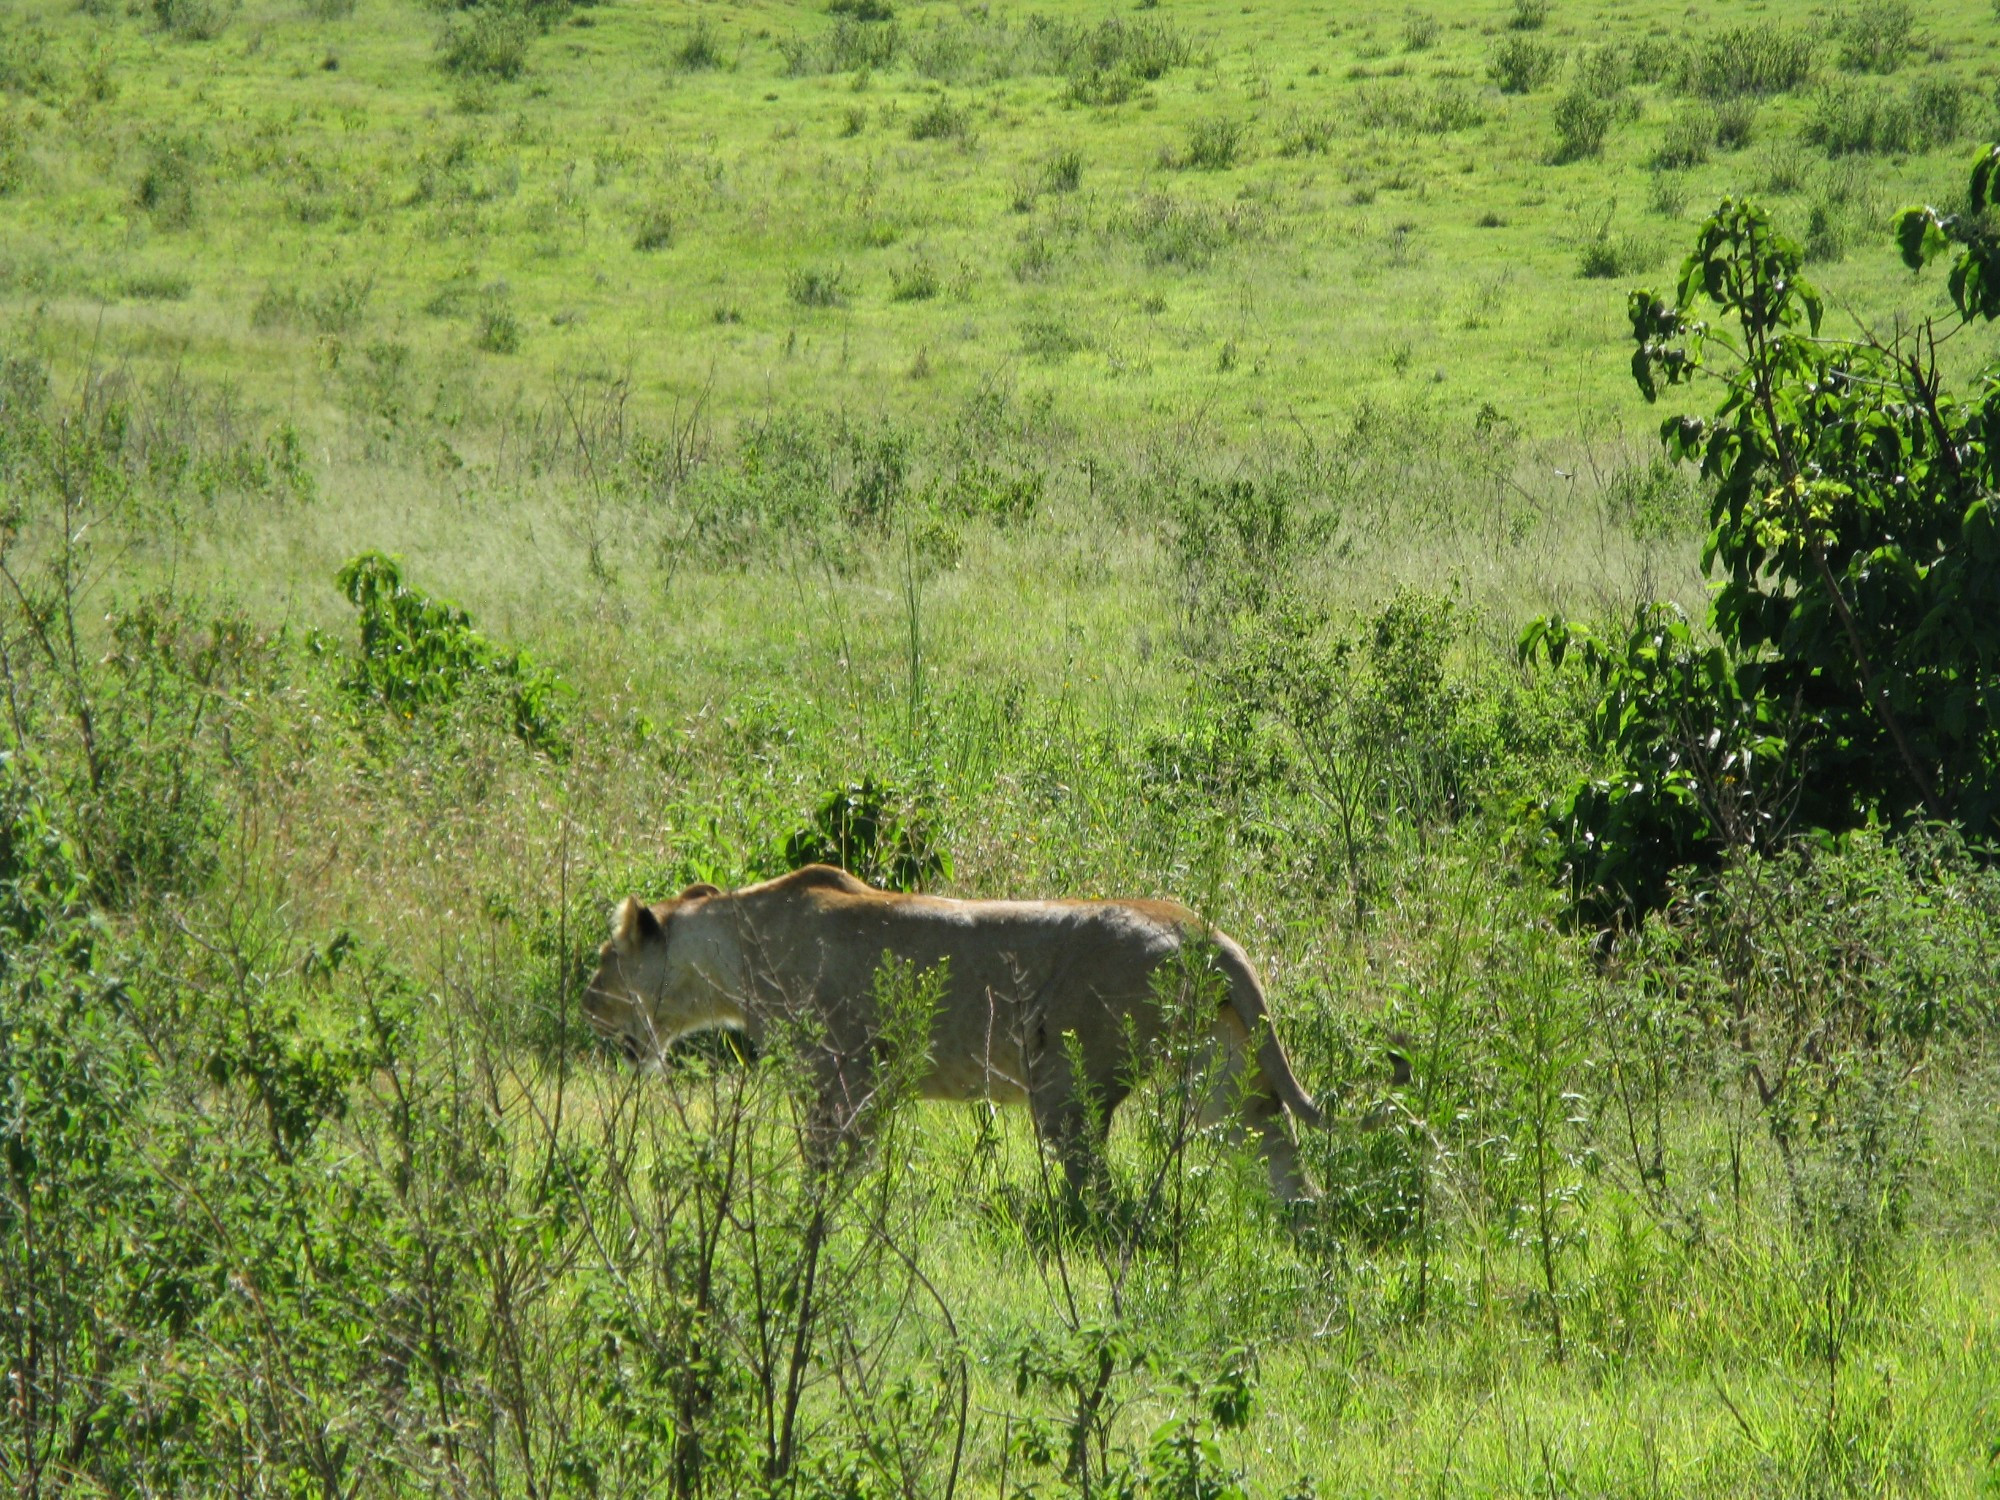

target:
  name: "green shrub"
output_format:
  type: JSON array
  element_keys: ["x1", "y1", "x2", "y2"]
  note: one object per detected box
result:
[
  {"x1": 133, "y1": 134, "x2": 201, "y2": 229},
  {"x1": 0, "y1": 109, "x2": 23, "y2": 198},
  {"x1": 1020, "y1": 316, "x2": 1086, "y2": 361},
  {"x1": 889, "y1": 255, "x2": 939, "y2": 301},
  {"x1": 1060, "y1": 17, "x2": 1190, "y2": 103},
  {"x1": 1179, "y1": 114, "x2": 1244, "y2": 170},
  {"x1": 1760, "y1": 139, "x2": 1810, "y2": 192},
  {"x1": 437, "y1": 9, "x2": 531, "y2": 78},
  {"x1": 1577, "y1": 230, "x2": 1650, "y2": 278},
  {"x1": 1647, "y1": 169, "x2": 1688, "y2": 218},
  {"x1": 118, "y1": 269, "x2": 193, "y2": 301},
  {"x1": 1401, "y1": 10, "x2": 1438, "y2": 52},
  {"x1": 1712, "y1": 96, "x2": 1756, "y2": 150},
  {"x1": 322, "y1": 551, "x2": 572, "y2": 759},
  {"x1": 673, "y1": 18, "x2": 724, "y2": 70},
  {"x1": 152, "y1": 0, "x2": 234, "y2": 40},
  {"x1": 1807, "y1": 79, "x2": 1915, "y2": 154},
  {"x1": 1529, "y1": 165, "x2": 2000, "y2": 919},
  {"x1": 1652, "y1": 108, "x2": 1710, "y2": 170},
  {"x1": 1126, "y1": 194, "x2": 1232, "y2": 269},
  {"x1": 1425, "y1": 82, "x2": 1484, "y2": 132},
  {"x1": 1358, "y1": 81, "x2": 1485, "y2": 135},
  {"x1": 1628, "y1": 33, "x2": 1682, "y2": 86},
  {"x1": 1571, "y1": 45, "x2": 1629, "y2": 102},
  {"x1": 1549, "y1": 87, "x2": 1612, "y2": 162},
  {"x1": 1604, "y1": 453, "x2": 1703, "y2": 540},
  {"x1": 1908, "y1": 76, "x2": 1966, "y2": 147},
  {"x1": 1687, "y1": 21, "x2": 1815, "y2": 98},
  {"x1": 475, "y1": 292, "x2": 520, "y2": 353},
  {"x1": 304, "y1": 273, "x2": 372, "y2": 333},
  {"x1": 780, "y1": 17, "x2": 898, "y2": 75},
  {"x1": 1831, "y1": 0, "x2": 1916, "y2": 74},
  {"x1": 1275, "y1": 109, "x2": 1335, "y2": 155},
  {"x1": 908, "y1": 93, "x2": 970, "y2": 141},
  {"x1": 1042, "y1": 144, "x2": 1084, "y2": 191},
  {"x1": 631, "y1": 204, "x2": 673, "y2": 251},
  {"x1": 929, "y1": 459, "x2": 1043, "y2": 522},
  {"x1": 786, "y1": 264, "x2": 848, "y2": 307},
  {"x1": 1489, "y1": 35, "x2": 1557, "y2": 94},
  {"x1": 780, "y1": 776, "x2": 949, "y2": 891},
  {"x1": 1508, "y1": 0, "x2": 1549, "y2": 31}
]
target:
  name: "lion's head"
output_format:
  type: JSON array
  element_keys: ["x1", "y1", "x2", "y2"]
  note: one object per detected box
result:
[{"x1": 582, "y1": 885, "x2": 722, "y2": 1063}]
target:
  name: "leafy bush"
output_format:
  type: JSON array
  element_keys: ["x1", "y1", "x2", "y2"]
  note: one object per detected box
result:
[
  {"x1": 889, "y1": 255, "x2": 939, "y2": 301},
  {"x1": 779, "y1": 16, "x2": 898, "y2": 75},
  {"x1": 1549, "y1": 87, "x2": 1612, "y2": 162},
  {"x1": 631, "y1": 203, "x2": 674, "y2": 251},
  {"x1": 1526, "y1": 159, "x2": 2000, "y2": 919},
  {"x1": 1166, "y1": 474, "x2": 1335, "y2": 628},
  {"x1": 1214, "y1": 589, "x2": 1506, "y2": 906},
  {"x1": 1126, "y1": 194, "x2": 1233, "y2": 269},
  {"x1": 152, "y1": 0, "x2": 234, "y2": 40},
  {"x1": 133, "y1": 133, "x2": 201, "y2": 229},
  {"x1": 0, "y1": 108, "x2": 24, "y2": 198},
  {"x1": 1576, "y1": 227, "x2": 1651, "y2": 279},
  {"x1": 1628, "y1": 33, "x2": 1682, "y2": 86},
  {"x1": 1652, "y1": 108, "x2": 1710, "y2": 170},
  {"x1": 323, "y1": 551, "x2": 572, "y2": 758},
  {"x1": 673, "y1": 18, "x2": 724, "y2": 70},
  {"x1": 787, "y1": 264, "x2": 848, "y2": 307},
  {"x1": 437, "y1": 8, "x2": 532, "y2": 79},
  {"x1": 1178, "y1": 115, "x2": 1244, "y2": 170},
  {"x1": 1687, "y1": 21, "x2": 1815, "y2": 98},
  {"x1": 1508, "y1": 0, "x2": 1549, "y2": 31},
  {"x1": 1908, "y1": 76, "x2": 1967, "y2": 147},
  {"x1": 908, "y1": 93, "x2": 970, "y2": 141},
  {"x1": 1805, "y1": 78, "x2": 1962, "y2": 155},
  {"x1": 1275, "y1": 109, "x2": 1335, "y2": 156},
  {"x1": 928, "y1": 459, "x2": 1043, "y2": 522},
  {"x1": 1712, "y1": 95, "x2": 1757, "y2": 150},
  {"x1": 1042, "y1": 144, "x2": 1084, "y2": 191},
  {"x1": 780, "y1": 776, "x2": 950, "y2": 890},
  {"x1": 1831, "y1": 0, "x2": 1916, "y2": 74},
  {"x1": 1060, "y1": 16, "x2": 1190, "y2": 103},
  {"x1": 1358, "y1": 81, "x2": 1485, "y2": 135},
  {"x1": 1020, "y1": 316, "x2": 1086, "y2": 361},
  {"x1": 1489, "y1": 35, "x2": 1557, "y2": 94},
  {"x1": 1401, "y1": 10, "x2": 1438, "y2": 52}
]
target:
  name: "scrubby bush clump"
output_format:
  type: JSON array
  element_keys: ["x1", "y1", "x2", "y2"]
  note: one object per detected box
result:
[
  {"x1": 1527, "y1": 148, "x2": 2000, "y2": 921},
  {"x1": 320, "y1": 551, "x2": 573, "y2": 758},
  {"x1": 1685, "y1": 20, "x2": 1815, "y2": 98}
]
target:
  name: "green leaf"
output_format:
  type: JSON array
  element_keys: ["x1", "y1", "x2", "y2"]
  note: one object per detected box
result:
[{"x1": 1893, "y1": 206, "x2": 1948, "y2": 271}]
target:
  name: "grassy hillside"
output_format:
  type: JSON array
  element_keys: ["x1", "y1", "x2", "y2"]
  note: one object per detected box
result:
[
  {"x1": 3, "y1": 0, "x2": 1998, "y2": 442},
  {"x1": 3, "y1": 0, "x2": 2000, "y2": 1496}
]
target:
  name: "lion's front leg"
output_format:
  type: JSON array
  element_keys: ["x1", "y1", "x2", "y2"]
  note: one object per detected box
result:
[{"x1": 1023, "y1": 1025, "x2": 1126, "y2": 1206}]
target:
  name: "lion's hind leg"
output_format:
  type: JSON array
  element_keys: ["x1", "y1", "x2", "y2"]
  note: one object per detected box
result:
[{"x1": 1204, "y1": 1011, "x2": 1315, "y2": 1204}]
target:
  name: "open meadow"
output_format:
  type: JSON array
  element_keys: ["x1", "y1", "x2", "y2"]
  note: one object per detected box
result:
[{"x1": 4, "y1": 0, "x2": 2000, "y2": 1493}]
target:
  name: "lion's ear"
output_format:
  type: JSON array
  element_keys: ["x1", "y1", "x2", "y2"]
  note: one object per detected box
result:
[
  {"x1": 611, "y1": 896, "x2": 664, "y2": 952},
  {"x1": 679, "y1": 882, "x2": 721, "y2": 901}
]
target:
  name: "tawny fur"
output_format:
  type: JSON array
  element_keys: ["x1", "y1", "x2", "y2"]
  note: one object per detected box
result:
[{"x1": 581, "y1": 865, "x2": 1322, "y2": 1200}]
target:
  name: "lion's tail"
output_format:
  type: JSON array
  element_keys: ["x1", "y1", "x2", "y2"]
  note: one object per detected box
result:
[{"x1": 1215, "y1": 938, "x2": 1324, "y2": 1129}]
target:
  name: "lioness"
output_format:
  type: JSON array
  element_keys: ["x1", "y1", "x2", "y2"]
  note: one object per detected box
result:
[{"x1": 582, "y1": 865, "x2": 1323, "y2": 1200}]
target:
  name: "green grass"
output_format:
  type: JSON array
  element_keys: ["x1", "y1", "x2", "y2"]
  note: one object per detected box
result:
[
  {"x1": 4, "y1": 0, "x2": 2000, "y2": 1494},
  {"x1": 2, "y1": 0, "x2": 1996, "y2": 445}
]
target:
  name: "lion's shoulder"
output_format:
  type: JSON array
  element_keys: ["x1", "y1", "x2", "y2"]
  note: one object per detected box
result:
[{"x1": 763, "y1": 864, "x2": 879, "y2": 897}]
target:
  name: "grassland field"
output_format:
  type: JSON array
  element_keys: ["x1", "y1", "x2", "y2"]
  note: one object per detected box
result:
[{"x1": 3, "y1": 0, "x2": 2000, "y2": 1495}]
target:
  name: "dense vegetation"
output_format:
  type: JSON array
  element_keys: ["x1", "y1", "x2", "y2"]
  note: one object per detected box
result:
[{"x1": 4, "y1": 0, "x2": 2000, "y2": 1495}]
